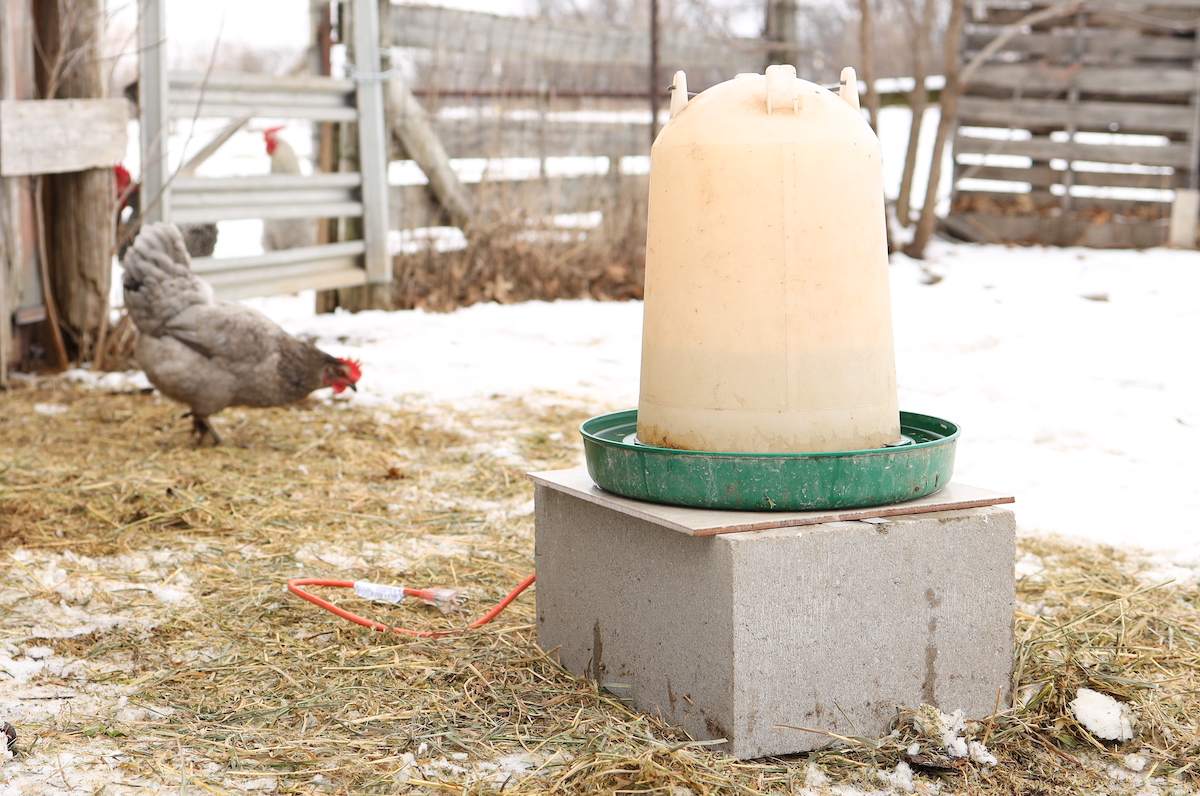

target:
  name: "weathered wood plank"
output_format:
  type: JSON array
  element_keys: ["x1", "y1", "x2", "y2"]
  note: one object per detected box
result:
[
  {"x1": 966, "y1": 63, "x2": 1199, "y2": 95},
  {"x1": 391, "y1": 4, "x2": 766, "y2": 72},
  {"x1": 948, "y1": 210, "x2": 1168, "y2": 248},
  {"x1": 978, "y1": 4, "x2": 1200, "y2": 27},
  {"x1": 957, "y1": 162, "x2": 1185, "y2": 188},
  {"x1": 388, "y1": 76, "x2": 474, "y2": 229},
  {"x1": 957, "y1": 95, "x2": 1196, "y2": 132},
  {"x1": 963, "y1": 30, "x2": 1196, "y2": 62},
  {"x1": 954, "y1": 133, "x2": 1194, "y2": 167},
  {"x1": 0, "y1": 98, "x2": 126, "y2": 176},
  {"x1": 956, "y1": 189, "x2": 1171, "y2": 214}
]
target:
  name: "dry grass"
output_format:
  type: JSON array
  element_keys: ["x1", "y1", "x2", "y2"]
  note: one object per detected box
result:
[
  {"x1": 2, "y1": 376, "x2": 1199, "y2": 795},
  {"x1": 391, "y1": 180, "x2": 647, "y2": 313}
]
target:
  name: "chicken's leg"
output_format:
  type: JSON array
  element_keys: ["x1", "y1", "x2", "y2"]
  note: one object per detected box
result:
[{"x1": 185, "y1": 412, "x2": 222, "y2": 446}]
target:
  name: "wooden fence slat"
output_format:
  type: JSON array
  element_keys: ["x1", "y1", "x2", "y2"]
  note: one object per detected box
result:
[
  {"x1": 958, "y1": 163, "x2": 1185, "y2": 188},
  {"x1": 955, "y1": 189, "x2": 1170, "y2": 212},
  {"x1": 978, "y1": 4, "x2": 1200, "y2": 27},
  {"x1": 949, "y1": 211, "x2": 1168, "y2": 248},
  {"x1": 963, "y1": 30, "x2": 1196, "y2": 62},
  {"x1": 967, "y1": 63, "x2": 1199, "y2": 94},
  {"x1": 0, "y1": 98, "x2": 126, "y2": 176},
  {"x1": 955, "y1": 134, "x2": 1194, "y2": 167},
  {"x1": 957, "y1": 95, "x2": 1196, "y2": 132}
]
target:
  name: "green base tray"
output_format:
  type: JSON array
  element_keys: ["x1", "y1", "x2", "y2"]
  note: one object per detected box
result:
[{"x1": 581, "y1": 410, "x2": 959, "y2": 511}]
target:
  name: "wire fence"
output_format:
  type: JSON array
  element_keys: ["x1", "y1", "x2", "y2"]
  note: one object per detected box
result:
[{"x1": 383, "y1": 4, "x2": 776, "y2": 309}]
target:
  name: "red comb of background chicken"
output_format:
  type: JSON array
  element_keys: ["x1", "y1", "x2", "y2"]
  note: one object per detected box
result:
[
  {"x1": 114, "y1": 164, "x2": 135, "y2": 210},
  {"x1": 114, "y1": 164, "x2": 131, "y2": 191},
  {"x1": 263, "y1": 125, "x2": 286, "y2": 155}
]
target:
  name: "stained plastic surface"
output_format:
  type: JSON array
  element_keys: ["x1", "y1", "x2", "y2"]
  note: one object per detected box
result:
[{"x1": 638, "y1": 65, "x2": 900, "y2": 454}]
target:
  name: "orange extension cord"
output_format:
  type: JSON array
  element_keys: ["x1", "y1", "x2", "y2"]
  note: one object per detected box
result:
[{"x1": 286, "y1": 574, "x2": 536, "y2": 639}]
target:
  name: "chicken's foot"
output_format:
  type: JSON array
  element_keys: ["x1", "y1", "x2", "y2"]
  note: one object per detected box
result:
[{"x1": 183, "y1": 412, "x2": 222, "y2": 446}]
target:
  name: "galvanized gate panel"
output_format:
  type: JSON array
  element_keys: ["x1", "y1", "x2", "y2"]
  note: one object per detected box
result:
[{"x1": 138, "y1": 0, "x2": 390, "y2": 299}]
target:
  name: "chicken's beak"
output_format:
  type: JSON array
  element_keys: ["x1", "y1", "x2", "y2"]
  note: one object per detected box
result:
[{"x1": 348, "y1": 382, "x2": 358, "y2": 392}]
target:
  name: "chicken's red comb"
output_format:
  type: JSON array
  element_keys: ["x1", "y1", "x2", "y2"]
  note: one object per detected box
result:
[
  {"x1": 263, "y1": 125, "x2": 286, "y2": 140},
  {"x1": 338, "y1": 358, "x2": 363, "y2": 382}
]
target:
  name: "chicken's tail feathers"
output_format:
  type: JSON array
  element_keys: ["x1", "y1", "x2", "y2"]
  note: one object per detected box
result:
[{"x1": 122, "y1": 222, "x2": 214, "y2": 334}]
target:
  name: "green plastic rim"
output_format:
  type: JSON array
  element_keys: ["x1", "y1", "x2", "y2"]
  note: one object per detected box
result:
[{"x1": 580, "y1": 410, "x2": 960, "y2": 511}]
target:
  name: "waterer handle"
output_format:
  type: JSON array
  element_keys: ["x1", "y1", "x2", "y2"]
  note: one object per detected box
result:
[
  {"x1": 670, "y1": 70, "x2": 689, "y2": 118},
  {"x1": 765, "y1": 64, "x2": 798, "y2": 115},
  {"x1": 840, "y1": 67, "x2": 861, "y2": 110}
]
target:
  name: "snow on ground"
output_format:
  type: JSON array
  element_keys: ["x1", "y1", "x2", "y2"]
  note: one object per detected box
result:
[{"x1": 227, "y1": 238, "x2": 1200, "y2": 580}]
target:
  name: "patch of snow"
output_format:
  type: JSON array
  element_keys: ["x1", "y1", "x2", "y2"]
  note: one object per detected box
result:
[
  {"x1": 64, "y1": 368, "x2": 152, "y2": 392},
  {"x1": 1123, "y1": 753, "x2": 1148, "y2": 772},
  {"x1": 916, "y1": 706, "x2": 998, "y2": 768},
  {"x1": 875, "y1": 761, "x2": 915, "y2": 793},
  {"x1": 1070, "y1": 687, "x2": 1135, "y2": 741}
]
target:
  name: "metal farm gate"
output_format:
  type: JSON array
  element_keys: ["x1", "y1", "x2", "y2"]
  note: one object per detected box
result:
[{"x1": 137, "y1": 0, "x2": 389, "y2": 300}]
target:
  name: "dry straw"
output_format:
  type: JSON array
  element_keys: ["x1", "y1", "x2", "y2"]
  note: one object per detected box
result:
[{"x1": 2, "y1": 378, "x2": 1198, "y2": 794}]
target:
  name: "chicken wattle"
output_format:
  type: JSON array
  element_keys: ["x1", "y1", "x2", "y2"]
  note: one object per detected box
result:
[{"x1": 122, "y1": 222, "x2": 361, "y2": 445}]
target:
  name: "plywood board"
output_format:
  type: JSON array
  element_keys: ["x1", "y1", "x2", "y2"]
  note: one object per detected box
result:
[
  {"x1": 528, "y1": 467, "x2": 1015, "y2": 536},
  {"x1": 0, "y1": 98, "x2": 126, "y2": 176}
]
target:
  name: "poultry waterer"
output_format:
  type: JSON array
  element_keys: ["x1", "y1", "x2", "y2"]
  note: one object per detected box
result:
[{"x1": 581, "y1": 65, "x2": 958, "y2": 510}]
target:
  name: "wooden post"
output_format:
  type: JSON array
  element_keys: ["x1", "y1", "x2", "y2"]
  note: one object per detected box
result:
[
  {"x1": 1171, "y1": 6, "x2": 1200, "y2": 248},
  {"x1": 1, "y1": 0, "x2": 43, "y2": 382},
  {"x1": 896, "y1": 0, "x2": 936, "y2": 227},
  {"x1": 387, "y1": 79, "x2": 473, "y2": 228},
  {"x1": 36, "y1": 0, "x2": 114, "y2": 364},
  {"x1": 858, "y1": 0, "x2": 881, "y2": 131},
  {"x1": 313, "y1": 1, "x2": 340, "y2": 314},
  {"x1": 764, "y1": 0, "x2": 799, "y2": 69},
  {"x1": 649, "y1": 0, "x2": 661, "y2": 146},
  {"x1": 904, "y1": 0, "x2": 966, "y2": 260}
]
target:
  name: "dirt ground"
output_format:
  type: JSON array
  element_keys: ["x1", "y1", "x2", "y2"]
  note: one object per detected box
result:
[{"x1": 3, "y1": 375, "x2": 1199, "y2": 795}]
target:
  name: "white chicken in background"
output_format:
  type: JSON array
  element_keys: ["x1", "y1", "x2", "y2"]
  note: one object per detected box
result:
[{"x1": 261, "y1": 126, "x2": 318, "y2": 251}]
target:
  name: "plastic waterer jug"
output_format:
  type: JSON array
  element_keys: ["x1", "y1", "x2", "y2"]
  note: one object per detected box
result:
[{"x1": 636, "y1": 65, "x2": 901, "y2": 454}]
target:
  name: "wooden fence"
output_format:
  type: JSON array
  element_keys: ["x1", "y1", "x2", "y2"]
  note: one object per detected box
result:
[{"x1": 949, "y1": 0, "x2": 1200, "y2": 247}]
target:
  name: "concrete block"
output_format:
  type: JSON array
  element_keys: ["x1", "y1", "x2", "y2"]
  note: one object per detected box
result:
[{"x1": 533, "y1": 474, "x2": 1016, "y2": 759}]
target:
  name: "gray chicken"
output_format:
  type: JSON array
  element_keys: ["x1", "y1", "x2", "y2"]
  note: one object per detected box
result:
[{"x1": 122, "y1": 222, "x2": 361, "y2": 445}]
